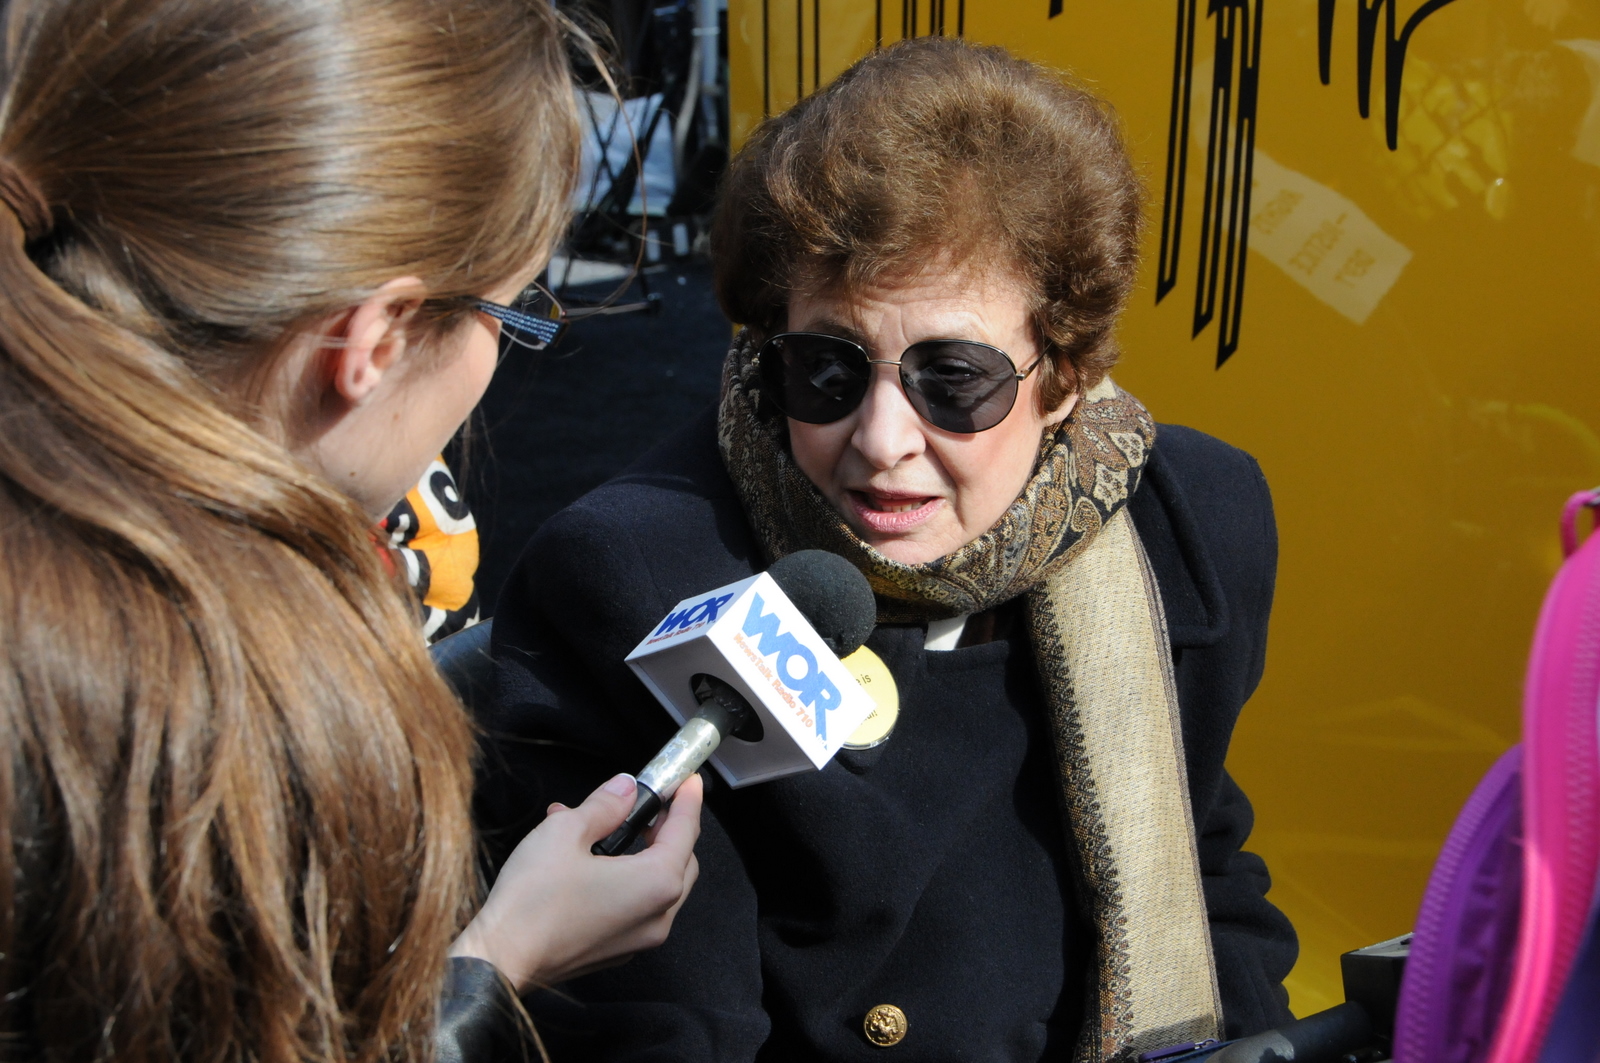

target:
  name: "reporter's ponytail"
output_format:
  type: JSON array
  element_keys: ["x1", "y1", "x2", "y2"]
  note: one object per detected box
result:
[
  {"x1": 0, "y1": 144, "x2": 479, "y2": 1063},
  {"x1": 0, "y1": 1, "x2": 585, "y2": 1061},
  {"x1": 0, "y1": 158, "x2": 47, "y2": 238}
]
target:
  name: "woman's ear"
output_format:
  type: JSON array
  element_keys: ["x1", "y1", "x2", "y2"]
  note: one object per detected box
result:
[
  {"x1": 323, "y1": 277, "x2": 429, "y2": 405},
  {"x1": 1039, "y1": 355, "x2": 1080, "y2": 428},
  {"x1": 1044, "y1": 390, "x2": 1079, "y2": 430}
]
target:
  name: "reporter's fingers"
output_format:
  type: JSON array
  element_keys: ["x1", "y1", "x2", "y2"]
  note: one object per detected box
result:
[
  {"x1": 562, "y1": 851, "x2": 704, "y2": 982},
  {"x1": 565, "y1": 773, "x2": 639, "y2": 844},
  {"x1": 640, "y1": 773, "x2": 703, "y2": 854},
  {"x1": 638, "y1": 854, "x2": 700, "y2": 951},
  {"x1": 665, "y1": 855, "x2": 699, "y2": 919},
  {"x1": 682, "y1": 852, "x2": 700, "y2": 895}
]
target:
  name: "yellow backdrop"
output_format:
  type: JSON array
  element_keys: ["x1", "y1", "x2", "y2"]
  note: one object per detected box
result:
[{"x1": 725, "y1": 0, "x2": 1600, "y2": 1015}]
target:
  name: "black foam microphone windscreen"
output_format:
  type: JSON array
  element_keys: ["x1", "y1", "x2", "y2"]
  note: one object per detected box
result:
[{"x1": 766, "y1": 549, "x2": 877, "y2": 658}]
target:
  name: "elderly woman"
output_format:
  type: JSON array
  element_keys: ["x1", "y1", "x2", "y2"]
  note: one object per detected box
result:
[{"x1": 480, "y1": 37, "x2": 1295, "y2": 1062}]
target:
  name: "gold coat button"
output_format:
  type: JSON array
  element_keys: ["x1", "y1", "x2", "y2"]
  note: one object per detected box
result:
[{"x1": 863, "y1": 1004, "x2": 908, "y2": 1047}]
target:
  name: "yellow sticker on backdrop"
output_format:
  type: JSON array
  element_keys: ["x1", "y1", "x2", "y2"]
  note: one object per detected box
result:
[{"x1": 841, "y1": 645, "x2": 899, "y2": 749}]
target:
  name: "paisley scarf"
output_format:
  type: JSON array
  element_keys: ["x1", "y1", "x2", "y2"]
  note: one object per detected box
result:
[{"x1": 717, "y1": 334, "x2": 1222, "y2": 1063}]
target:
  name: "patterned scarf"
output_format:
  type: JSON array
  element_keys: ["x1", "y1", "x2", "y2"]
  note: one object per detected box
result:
[{"x1": 717, "y1": 334, "x2": 1222, "y2": 1062}]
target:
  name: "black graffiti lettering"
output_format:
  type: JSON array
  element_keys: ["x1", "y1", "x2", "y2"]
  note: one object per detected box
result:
[
  {"x1": 1196, "y1": 0, "x2": 1262, "y2": 367},
  {"x1": 902, "y1": 0, "x2": 957, "y2": 37},
  {"x1": 763, "y1": 0, "x2": 831, "y2": 115},
  {"x1": 814, "y1": 0, "x2": 821, "y2": 91},
  {"x1": 1157, "y1": 0, "x2": 1262, "y2": 368},
  {"x1": 1155, "y1": 0, "x2": 1199, "y2": 304},
  {"x1": 1319, "y1": 0, "x2": 1463, "y2": 150},
  {"x1": 797, "y1": 0, "x2": 805, "y2": 100}
]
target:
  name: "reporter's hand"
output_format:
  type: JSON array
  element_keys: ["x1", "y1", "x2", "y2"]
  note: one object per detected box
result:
[{"x1": 449, "y1": 772, "x2": 703, "y2": 992}]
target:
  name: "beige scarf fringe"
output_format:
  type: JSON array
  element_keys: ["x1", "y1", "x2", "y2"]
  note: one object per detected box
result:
[{"x1": 717, "y1": 335, "x2": 1221, "y2": 1061}]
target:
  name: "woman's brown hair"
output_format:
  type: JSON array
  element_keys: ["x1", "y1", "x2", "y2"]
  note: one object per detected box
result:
[
  {"x1": 0, "y1": 2, "x2": 581, "y2": 1061},
  {"x1": 711, "y1": 36, "x2": 1143, "y2": 410}
]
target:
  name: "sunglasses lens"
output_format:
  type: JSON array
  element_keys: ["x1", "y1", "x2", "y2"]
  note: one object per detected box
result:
[
  {"x1": 759, "y1": 334, "x2": 870, "y2": 424},
  {"x1": 899, "y1": 341, "x2": 1020, "y2": 433}
]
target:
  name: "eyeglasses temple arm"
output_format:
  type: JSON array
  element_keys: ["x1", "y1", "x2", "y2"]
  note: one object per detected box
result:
[{"x1": 474, "y1": 301, "x2": 563, "y2": 344}]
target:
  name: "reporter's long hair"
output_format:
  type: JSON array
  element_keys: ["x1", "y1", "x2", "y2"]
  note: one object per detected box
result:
[{"x1": 0, "y1": 1, "x2": 582, "y2": 1061}]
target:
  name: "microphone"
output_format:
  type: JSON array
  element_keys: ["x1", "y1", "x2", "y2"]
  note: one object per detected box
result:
[{"x1": 593, "y1": 550, "x2": 877, "y2": 856}]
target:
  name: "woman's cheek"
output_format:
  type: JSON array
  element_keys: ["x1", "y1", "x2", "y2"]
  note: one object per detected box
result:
[{"x1": 788, "y1": 419, "x2": 851, "y2": 493}]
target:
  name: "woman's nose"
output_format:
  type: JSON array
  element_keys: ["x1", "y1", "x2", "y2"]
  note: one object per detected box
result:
[{"x1": 849, "y1": 365, "x2": 927, "y2": 470}]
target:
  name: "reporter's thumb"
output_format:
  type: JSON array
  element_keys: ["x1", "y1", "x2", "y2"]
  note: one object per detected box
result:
[{"x1": 574, "y1": 774, "x2": 639, "y2": 842}]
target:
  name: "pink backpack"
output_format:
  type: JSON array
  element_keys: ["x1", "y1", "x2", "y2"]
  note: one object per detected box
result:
[{"x1": 1393, "y1": 489, "x2": 1600, "y2": 1063}]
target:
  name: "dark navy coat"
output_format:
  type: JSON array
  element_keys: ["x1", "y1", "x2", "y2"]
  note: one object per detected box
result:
[{"x1": 478, "y1": 408, "x2": 1297, "y2": 1061}]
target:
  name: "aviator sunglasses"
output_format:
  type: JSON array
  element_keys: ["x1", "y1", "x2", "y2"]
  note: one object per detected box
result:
[
  {"x1": 757, "y1": 332, "x2": 1044, "y2": 434},
  {"x1": 472, "y1": 281, "x2": 567, "y2": 353}
]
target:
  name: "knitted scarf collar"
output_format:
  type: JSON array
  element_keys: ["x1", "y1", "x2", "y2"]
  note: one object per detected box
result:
[{"x1": 717, "y1": 333, "x2": 1223, "y2": 1062}]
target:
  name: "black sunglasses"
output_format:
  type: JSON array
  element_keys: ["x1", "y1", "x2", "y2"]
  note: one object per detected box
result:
[
  {"x1": 473, "y1": 282, "x2": 567, "y2": 353},
  {"x1": 756, "y1": 332, "x2": 1044, "y2": 434}
]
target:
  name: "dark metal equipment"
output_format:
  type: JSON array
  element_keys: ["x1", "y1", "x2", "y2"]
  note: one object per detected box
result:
[{"x1": 553, "y1": 0, "x2": 728, "y2": 324}]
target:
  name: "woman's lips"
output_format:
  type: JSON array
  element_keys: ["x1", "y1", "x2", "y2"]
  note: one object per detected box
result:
[{"x1": 846, "y1": 490, "x2": 942, "y2": 534}]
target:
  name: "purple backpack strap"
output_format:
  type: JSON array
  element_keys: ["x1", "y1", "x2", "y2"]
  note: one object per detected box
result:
[
  {"x1": 1485, "y1": 493, "x2": 1600, "y2": 1063},
  {"x1": 1393, "y1": 489, "x2": 1600, "y2": 1063},
  {"x1": 1393, "y1": 745, "x2": 1524, "y2": 1063}
]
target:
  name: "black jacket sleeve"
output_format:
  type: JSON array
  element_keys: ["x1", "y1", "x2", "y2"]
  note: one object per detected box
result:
[
  {"x1": 1131, "y1": 425, "x2": 1298, "y2": 1037},
  {"x1": 436, "y1": 958, "x2": 531, "y2": 1063},
  {"x1": 1198, "y1": 772, "x2": 1299, "y2": 1038}
]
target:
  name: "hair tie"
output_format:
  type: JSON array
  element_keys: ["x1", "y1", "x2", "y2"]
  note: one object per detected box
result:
[{"x1": 0, "y1": 156, "x2": 51, "y2": 241}]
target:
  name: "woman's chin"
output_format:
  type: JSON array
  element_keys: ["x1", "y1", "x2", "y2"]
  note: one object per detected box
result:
[{"x1": 870, "y1": 539, "x2": 956, "y2": 565}]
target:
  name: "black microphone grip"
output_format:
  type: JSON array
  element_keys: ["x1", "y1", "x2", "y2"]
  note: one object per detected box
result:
[{"x1": 591, "y1": 780, "x2": 664, "y2": 857}]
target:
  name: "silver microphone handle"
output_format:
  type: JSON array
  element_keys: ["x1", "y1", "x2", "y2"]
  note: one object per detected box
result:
[{"x1": 637, "y1": 716, "x2": 723, "y2": 800}]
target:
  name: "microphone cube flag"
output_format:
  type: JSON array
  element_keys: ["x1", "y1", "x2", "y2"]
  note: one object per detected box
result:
[{"x1": 625, "y1": 572, "x2": 876, "y2": 788}]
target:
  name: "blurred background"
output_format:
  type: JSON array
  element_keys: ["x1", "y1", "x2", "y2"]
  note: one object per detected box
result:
[
  {"x1": 461, "y1": 0, "x2": 1600, "y2": 1016},
  {"x1": 453, "y1": 0, "x2": 734, "y2": 613},
  {"x1": 460, "y1": 260, "x2": 728, "y2": 614}
]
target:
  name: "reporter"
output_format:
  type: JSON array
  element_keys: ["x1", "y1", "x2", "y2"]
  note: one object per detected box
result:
[{"x1": 0, "y1": 1, "x2": 698, "y2": 1061}]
